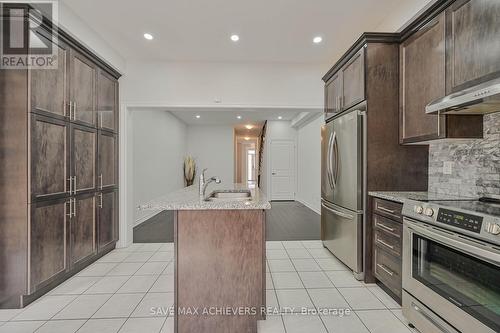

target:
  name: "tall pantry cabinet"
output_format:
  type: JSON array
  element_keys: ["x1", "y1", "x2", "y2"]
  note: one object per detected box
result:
[{"x1": 0, "y1": 6, "x2": 120, "y2": 308}]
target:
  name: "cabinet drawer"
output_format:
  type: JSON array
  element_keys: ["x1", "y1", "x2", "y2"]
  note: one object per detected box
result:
[
  {"x1": 374, "y1": 229, "x2": 401, "y2": 257},
  {"x1": 373, "y1": 214, "x2": 402, "y2": 239},
  {"x1": 373, "y1": 198, "x2": 402, "y2": 222},
  {"x1": 374, "y1": 246, "x2": 402, "y2": 298}
]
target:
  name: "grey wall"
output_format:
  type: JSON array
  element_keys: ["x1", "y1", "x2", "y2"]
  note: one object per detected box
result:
[
  {"x1": 133, "y1": 110, "x2": 187, "y2": 225},
  {"x1": 428, "y1": 113, "x2": 500, "y2": 197}
]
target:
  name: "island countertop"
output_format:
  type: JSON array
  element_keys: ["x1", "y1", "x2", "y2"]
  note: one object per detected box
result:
[{"x1": 138, "y1": 183, "x2": 271, "y2": 211}]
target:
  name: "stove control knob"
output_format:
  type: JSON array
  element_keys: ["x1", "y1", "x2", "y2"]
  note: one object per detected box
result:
[
  {"x1": 486, "y1": 223, "x2": 500, "y2": 235},
  {"x1": 424, "y1": 208, "x2": 434, "y2": 217},
  {"x1": 414, "y1": 205, "x2": 424, "y2": 214}
]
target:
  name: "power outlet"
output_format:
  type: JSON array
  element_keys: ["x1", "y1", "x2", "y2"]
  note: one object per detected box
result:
[{"x1": 443, "y1": 161, "x2": 453, "y2": 175}]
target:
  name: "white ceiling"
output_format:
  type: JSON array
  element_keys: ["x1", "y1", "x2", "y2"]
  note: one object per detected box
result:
[
  {"x1": 166, "y1": 107, "x2": 306, "y2": 126},
  {"x1": 60, "y1": 0, "x2": 418, "y2": 63}
]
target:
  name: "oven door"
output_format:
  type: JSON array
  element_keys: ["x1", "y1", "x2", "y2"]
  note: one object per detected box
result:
[{"x1": 403, "y1": 218, "x2": 500, "y2": 333}]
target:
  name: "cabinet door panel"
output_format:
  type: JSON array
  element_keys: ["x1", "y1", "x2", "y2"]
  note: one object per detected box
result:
[
  {"x1": 98, "y1": 190, "x2": 117, "y2": 250},
  {"x1": 30, "y1": 199, "x2": 68, "y2": 292},
  {"x1": 325, "y1": 73, "x2": 342, "y2": 115},
  {"x1": 446, "y1": 0, "x2": 500, "y2": 92},
  {"x1": 97, "y1": 70, "x2": 118, "y2": 132},
  {"x1": 400, "y1": 13, "x2": 446, "y2": 143},
  {"x1": 341, "y1": 49, "x2": 365, "y2": 109},
  {"x1": 71, "y1": 195, "x2": 96, "y2": 266},
  {"x1": 31, "y1": 115, "x2": 69, "y2": 201},
  {"x1": 72, "y1": 125, "x2": 96, "y2": 193},
  {"x1": 30, "y1": 36, "x2": 68, "y2": 118},
  {"x1": 70, "y1": 51, "x2": 96, "y2": 126},
  {"x1": 98, "y1": 132, "x2": 117, "y2": 189}
]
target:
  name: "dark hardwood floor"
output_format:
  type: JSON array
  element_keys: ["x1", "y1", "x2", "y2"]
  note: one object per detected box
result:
[{"x1": 133, "y1": 201, "x2": 321, "y2": 243}]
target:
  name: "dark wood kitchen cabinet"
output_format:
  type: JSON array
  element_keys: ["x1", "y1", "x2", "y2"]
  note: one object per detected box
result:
[
  {"x1": 371, "y1": 197, "x2": 403, "y2": 302},
  {"x1": 98, "y1": 189, "x2": 118, "y2": 252},
  {"x1": 445, "y1": 0, "x2": 500, "y2": 93},
  {"x1": 30, "y1": 34, "x2": 69, "y2": 119},
  {"x1": 0, "y1": 4, "x2": 120, "y2": 308},
  {"x1": 30, "y1": 198, "x2": 69, "y2": 293},
  {"x1": 399, "y1": 11, "x2": 483, "y2": 144},
  {"x1": 97, "y1": 69, "x2": 119, "y2": 132},
  {"x1": 324, "y1": 48, "x2": 365, "y2": 115},
  {"x1": 71, "y1": 193, "x2": 97, "y2": 267},
  {"x1": 69, "y1": 50, "x2": 97, "y2": 127},
  {"x1": 98, "y1": 131, "x2": 118, "y2": 190},
  {"x1": 71, "y1": 124, "x2": 97, "y2": 194},
  {"x1": 325, "y1": 72, "x2": 342, "y2": 114},
  {"x1": 30, "y1": 114, "x2": 69, "y2": 202},
  {"x1": 340, "y1": 48, "x2": 365, "y2": 110}
]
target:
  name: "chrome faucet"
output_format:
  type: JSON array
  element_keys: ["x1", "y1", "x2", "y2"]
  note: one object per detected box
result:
[{"x1": 199, "y1": 168, "x2": 221, "y2": 199}]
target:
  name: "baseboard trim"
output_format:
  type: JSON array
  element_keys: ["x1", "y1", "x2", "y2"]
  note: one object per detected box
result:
[{"x1": 296, "y1": 198, "x2": 321, "y2": 215}]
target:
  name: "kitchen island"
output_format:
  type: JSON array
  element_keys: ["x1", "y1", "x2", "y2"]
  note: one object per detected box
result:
[{"x1": 139, "y1": 184, "x2": 271, "y2": 333}]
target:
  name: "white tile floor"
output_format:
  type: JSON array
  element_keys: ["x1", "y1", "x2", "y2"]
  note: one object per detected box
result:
[{"x1": 0, "y1": 241, "x2": 415, "y2": 333}]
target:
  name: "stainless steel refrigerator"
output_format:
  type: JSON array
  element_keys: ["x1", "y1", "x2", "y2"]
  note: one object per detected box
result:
[{"x1": 321, "y1": 104, "x2": 365, "y2": 279}]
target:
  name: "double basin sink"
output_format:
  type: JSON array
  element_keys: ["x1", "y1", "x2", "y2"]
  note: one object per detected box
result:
[{"x1": 204, "y1": 190, "x2": 252, "y2": 202}]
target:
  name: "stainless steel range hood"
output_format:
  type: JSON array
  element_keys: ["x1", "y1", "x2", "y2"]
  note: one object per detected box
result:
[{"x1": 426, "y1": 78, "x2": 500, "y2": 115}]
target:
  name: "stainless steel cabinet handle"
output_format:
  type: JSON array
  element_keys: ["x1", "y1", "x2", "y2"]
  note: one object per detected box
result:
[
  {"x1": 73, "y1": 198, "x2": 77, "y2": 217},
  {"x1": 98, "y1": 193, "x2": 103, "y2": 208},
  {"x1": 376, "y1": 263, "x2": 394, "y2": 276},
  {"x1": 68, "y1": 176, "x2": 73, "y2": 194},
  {"x1": 377, "y1": 206, "x2": 396, "y2": 214},
  {"x1": 73, "y1": 176, "x2": 77, "y2": 195},
  {"x1": 376, "y1": 221, "x2": 395, "y2": 232},
  {"x1": 99, "y1": 174, "x2": 103, "y2": 189},
  {"x1": 66, "y1": 200, "x2": 73, "y2": 218},
  {"x1": 73, "y1": 101, "x2": 77, "y2": 120},
  {"x1": 376, "y1": 237, "x2": 395, "y2": 250}
]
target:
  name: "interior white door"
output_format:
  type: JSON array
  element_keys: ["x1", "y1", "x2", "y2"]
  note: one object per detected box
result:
[{"x1": 270, "y1": 140, "x2": 295, "y2": 200}]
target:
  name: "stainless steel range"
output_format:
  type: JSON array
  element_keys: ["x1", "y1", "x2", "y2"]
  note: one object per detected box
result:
[{"x1": 402, "y1": 197, "x2": 500, "y2": 333}]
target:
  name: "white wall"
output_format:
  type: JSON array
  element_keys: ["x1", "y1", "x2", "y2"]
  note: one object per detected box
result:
[
  {"x1": 261, "y1": 121, "x2": 298, "y2": 197},
  {"x1": 132, "y1": 110, "x2": 187, "y2": 225},
  {"x1": 58, "y1": 2, "x2": 126, "y2": 73},
  {"x1": 296, "y1": 116, "x2": 323, "y2": 213},
  {"x1": 186, "y1": 126, "x2": 235, "y2": 186},
  {"x1": 121, "y1": 61, "x2": 324, "y2": 108},
  {"x1": 375, "y1": 0, "x2": 436, "y2": 32}
]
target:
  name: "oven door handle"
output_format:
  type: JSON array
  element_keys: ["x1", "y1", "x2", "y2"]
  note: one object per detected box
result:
[{"x1": 405, "y1": 219, "x2": 500, "y2": 265}]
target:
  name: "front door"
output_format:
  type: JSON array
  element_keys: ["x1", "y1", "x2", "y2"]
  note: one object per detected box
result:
[{"x1": 270, "y1": 140, "x2": 295, "y2": 200}]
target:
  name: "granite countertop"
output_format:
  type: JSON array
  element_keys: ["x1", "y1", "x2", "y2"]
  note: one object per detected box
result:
[
  {"x1": 138, "y1": 183, "x2": 271, "y2": 211},
  {"x1": 368, "y1": 191, "x2": 476, "y2": 203}
]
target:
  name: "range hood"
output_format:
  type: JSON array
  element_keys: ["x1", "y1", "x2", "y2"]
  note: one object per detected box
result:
[{"x1": 426, "y1": 78, "x2": 500, "y2": 115}]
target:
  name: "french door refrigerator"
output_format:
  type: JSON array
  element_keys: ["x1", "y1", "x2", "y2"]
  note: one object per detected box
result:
[{"x1": 321, "y1": 105, "x2": 365, "y2": 279}]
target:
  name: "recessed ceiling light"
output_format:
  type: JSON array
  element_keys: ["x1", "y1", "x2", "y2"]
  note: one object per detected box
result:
[
  {"x1": 313, "y1": 36, "x2": 323, "y2": 44},
  {"x1": 244, "y1": 137, "x2": 250, "y2": 141},
  {"x1": 278, "y1": 116, "x2": 283, "y2": 120},
  {"x1": 245, "y1": 125, "x2": 253, "y2": 130},
  {"x1": 144, "y1": 33, "x2": 154, "y2": 40},
  {"x1": 237, "y1": 115, "x2": 242, "y2": 119},
  {"x1": 230, "y1": 34, "x2": 240, "y2": 42},
  {"x1": 195, "y1": 115, "x2": 201, "y2": 119}
]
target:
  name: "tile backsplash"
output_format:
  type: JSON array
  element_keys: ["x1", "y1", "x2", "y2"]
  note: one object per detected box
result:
[{"x1": 429, "y1": 113, "x2": 500, "y2": 197}]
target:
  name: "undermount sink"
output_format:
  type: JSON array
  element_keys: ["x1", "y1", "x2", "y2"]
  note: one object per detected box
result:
[{"x1": 205, "y1": 190, "x2": 252, "y2": 201}]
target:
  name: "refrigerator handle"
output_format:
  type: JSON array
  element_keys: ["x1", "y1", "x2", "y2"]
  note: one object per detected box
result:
[
  {"x1": 327, "y1": 132, "x2": 334, "y2": 189},
  {"x1": 332, "y1": 131, "x2": 339, "y2": 189},
  {"x1": 321, "y1": 202, "x2": 354, "y2": 220}
]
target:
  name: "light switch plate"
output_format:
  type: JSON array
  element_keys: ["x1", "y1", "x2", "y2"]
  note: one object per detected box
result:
[{"x1": 443, "y1": 161, "x2": 453, "y2": 175}]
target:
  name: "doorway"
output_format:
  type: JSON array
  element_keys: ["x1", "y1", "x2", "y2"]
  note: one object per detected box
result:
[
  {"x1": 235, "y1": 136, "x2": 259, "y2": 187},
  {"x1": 269, "y1": 139, "x2": 296, "y2": 200}
]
